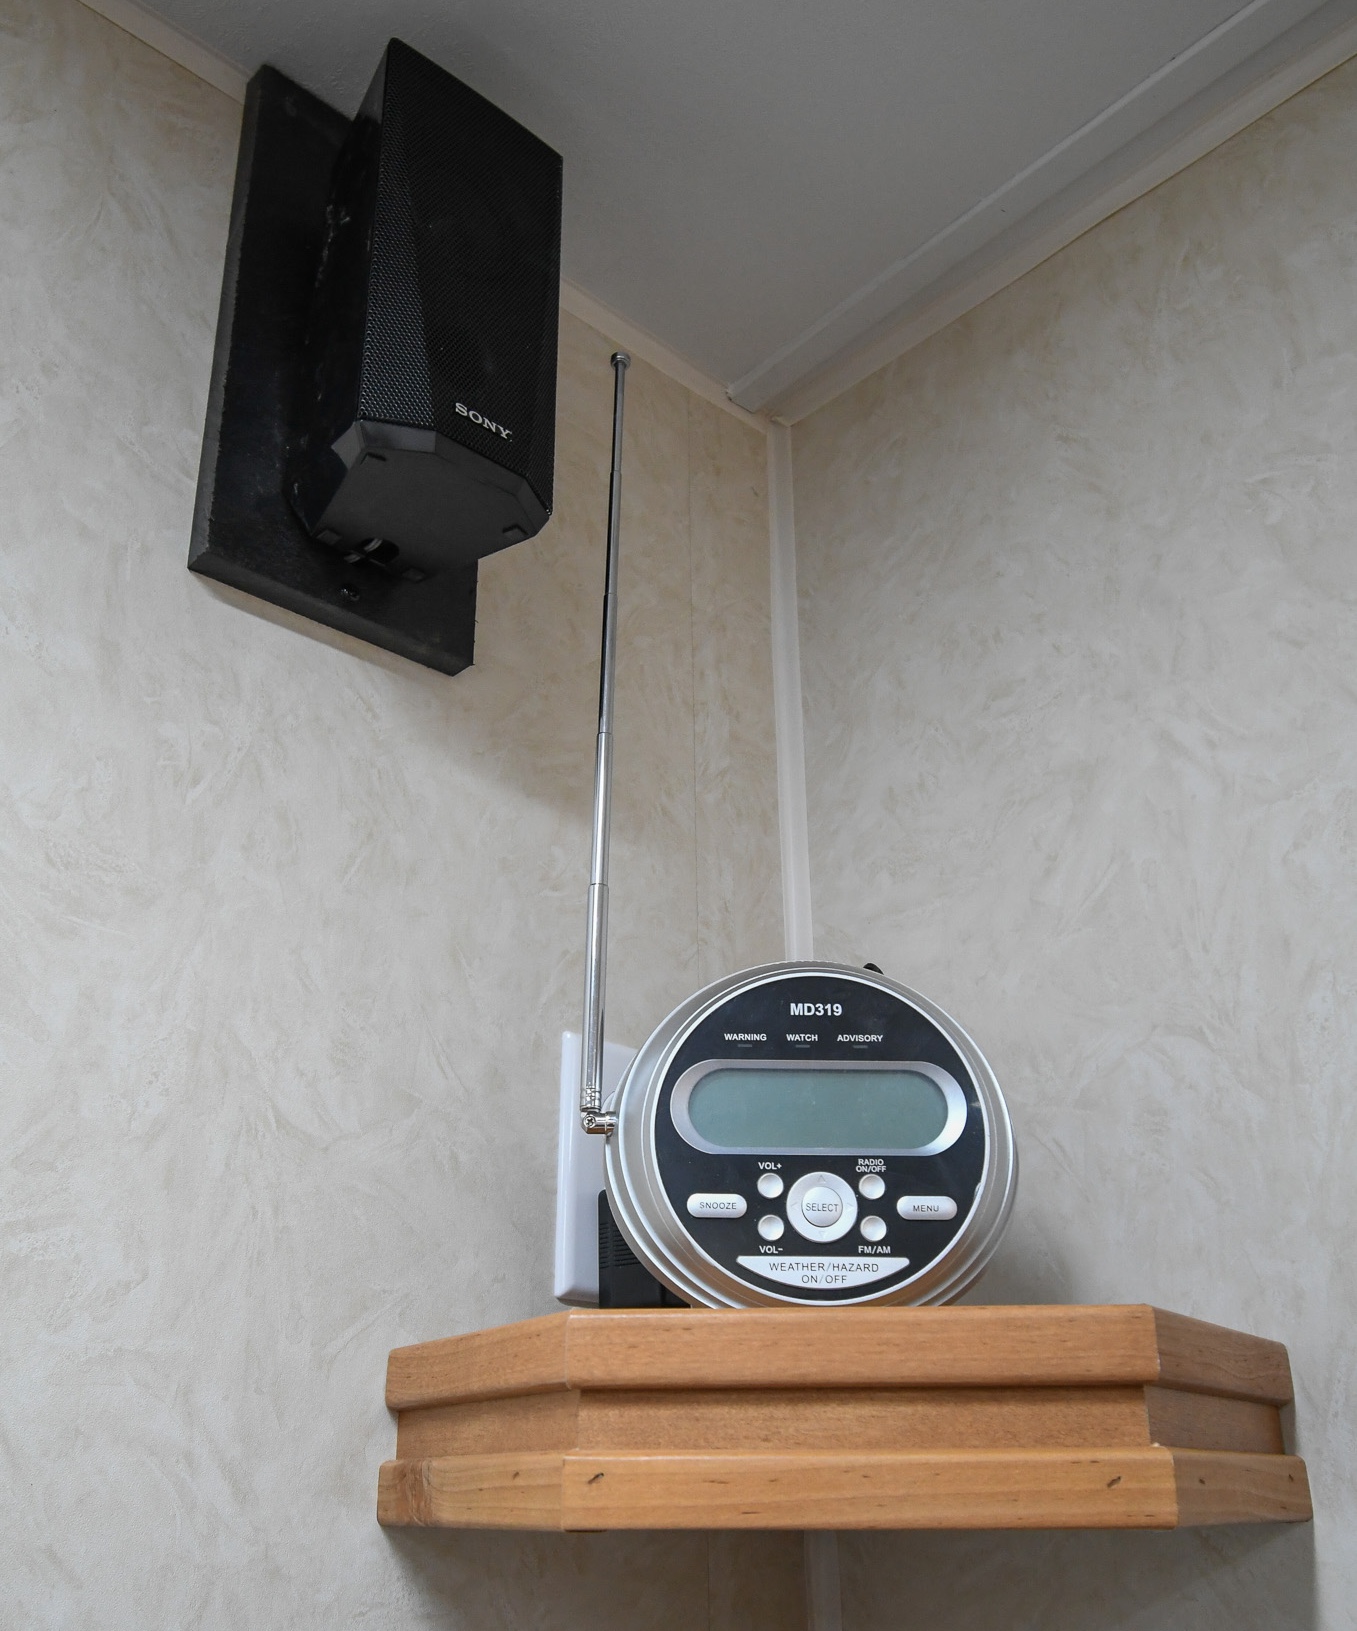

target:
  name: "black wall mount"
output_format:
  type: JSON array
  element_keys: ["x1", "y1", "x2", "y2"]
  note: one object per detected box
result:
[{"x1": 189, "y1": 67, "x2": 479, "y2": 675}]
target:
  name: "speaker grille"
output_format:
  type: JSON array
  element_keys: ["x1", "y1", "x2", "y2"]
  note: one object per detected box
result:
[{"x1": 360, "y1": 41, "x2": 561, "y2": 513}]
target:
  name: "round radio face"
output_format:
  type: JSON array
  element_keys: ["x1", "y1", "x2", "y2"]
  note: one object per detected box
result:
[{"x1": 604, "y1": 963, "x2": 1016, "y2": 1309}]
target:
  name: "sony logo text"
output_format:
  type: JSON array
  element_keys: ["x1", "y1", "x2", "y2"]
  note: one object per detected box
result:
[{"x1": 455, "y1": 402, "x2": 512, "y2": 440}]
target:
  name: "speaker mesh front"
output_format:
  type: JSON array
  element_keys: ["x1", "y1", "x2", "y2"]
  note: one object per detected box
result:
[
  {"x1": 360, "y1": 97, "x2": 432, "y2": 431},
  {"x1": 359, "y1": 41, "x2": 561, "y2": 514}
]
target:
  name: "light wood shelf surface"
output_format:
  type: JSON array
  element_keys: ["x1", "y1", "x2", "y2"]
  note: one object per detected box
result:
[{"x1": 378, "y1": 1306, "x2": 1310, "y2": 1533}]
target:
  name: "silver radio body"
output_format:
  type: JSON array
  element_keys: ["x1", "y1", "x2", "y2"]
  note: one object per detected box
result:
[{"x1": 603, "y1": 962, "x2": 1016, "y2": 1309}]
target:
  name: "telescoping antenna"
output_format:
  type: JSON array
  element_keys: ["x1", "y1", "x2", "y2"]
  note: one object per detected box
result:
[{"x1": 580, "y1": 352, "x2": 630, "y2": 1135}]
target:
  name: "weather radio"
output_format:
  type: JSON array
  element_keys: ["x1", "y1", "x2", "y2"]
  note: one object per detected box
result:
[{"x1": 556, "y1": 355, "x2": 1016, "y2": 1310}]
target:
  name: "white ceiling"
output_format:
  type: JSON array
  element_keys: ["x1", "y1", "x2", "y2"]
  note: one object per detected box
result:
[{"x1": 140, "y1": 0, "x2": 1357, "y2": 413}]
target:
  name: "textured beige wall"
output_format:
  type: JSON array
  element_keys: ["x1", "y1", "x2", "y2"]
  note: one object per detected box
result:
[
  {"x1": 0, "y1": 0, "x2": 790, "y2": 1623},
  {"x1": 793, "y1": 55, "x2": 1357, "y2": 1631}
]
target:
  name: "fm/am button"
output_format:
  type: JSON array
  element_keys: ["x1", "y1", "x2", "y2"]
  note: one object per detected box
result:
[{"x1": 687, "y1": 1193, "x2": 747, "y2": 1218}]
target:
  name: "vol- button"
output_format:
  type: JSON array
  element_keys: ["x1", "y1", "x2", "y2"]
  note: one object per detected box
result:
[{"x1": 800, "y1": 1185, "x2": 843, "y2": 1227}]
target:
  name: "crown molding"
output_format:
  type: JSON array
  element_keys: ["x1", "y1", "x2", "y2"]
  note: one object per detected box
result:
[
  {"x1": 559, "y1": 282, "x2": 765, "y2": 428},
  {"x1": 84, "y1": 0, "x2": 1357, "y2": 433},
  {"x1": 759, "y1": 1, "x2": 1357, "y2": 423},
  {"x1": 80, "y1": 0, "x2": 248, "y2": 100}
]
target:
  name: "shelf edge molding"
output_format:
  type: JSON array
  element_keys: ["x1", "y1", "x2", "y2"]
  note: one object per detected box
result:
[{"x1": 378, "y1": 1305, "x2": 1311, "y2": 1533}]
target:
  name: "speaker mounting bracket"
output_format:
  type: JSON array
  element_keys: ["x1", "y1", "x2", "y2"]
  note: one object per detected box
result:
[{"x1": 189, "y1": 67, "x2": 478, "y2": 676}]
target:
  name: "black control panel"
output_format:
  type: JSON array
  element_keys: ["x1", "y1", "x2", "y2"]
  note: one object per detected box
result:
[{"x1": 652, "y1": 972, "x2": 986, "y2": 1303}]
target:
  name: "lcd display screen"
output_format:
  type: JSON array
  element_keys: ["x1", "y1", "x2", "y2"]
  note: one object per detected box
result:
[{"x1": 683, "y1": 1067, "x2": 951, "y2": 1152}]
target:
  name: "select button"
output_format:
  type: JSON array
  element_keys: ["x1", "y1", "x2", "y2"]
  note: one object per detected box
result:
[
  {"x1": 800, "y1": 1186, "x2": 843, "y2": 1227},
  {"x1": 786, "y1": 1171, "x2": 857, "y2": 1242}
]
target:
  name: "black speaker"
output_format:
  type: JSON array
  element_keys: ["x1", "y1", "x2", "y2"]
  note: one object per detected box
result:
[
  {"x1": 597, "y1": 1192, "x2": 687, "y2": 1308},
  {"x1": 287, "y1": 40, "x2": 563, "y2": 580}
]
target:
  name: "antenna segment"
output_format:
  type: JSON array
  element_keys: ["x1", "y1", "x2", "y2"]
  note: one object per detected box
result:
[{"x1": 579, "y1": 352, "x2": 630, "y2": 1134}]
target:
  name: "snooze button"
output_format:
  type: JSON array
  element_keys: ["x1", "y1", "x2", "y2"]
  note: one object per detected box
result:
[{"x1": 687, "y1": 1193, "x2": 747, "y2": 1218}]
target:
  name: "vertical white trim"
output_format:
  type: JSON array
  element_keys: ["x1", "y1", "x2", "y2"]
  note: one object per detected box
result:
[
  {"x1": 804, "y1": 1533, "x2": 843, "y2": 1631},
  {"x1": 768, "y1": 421, "x2": 814, "y2": 961},
  {"x1": 771, "y1": 430, "x2": 839, "y2": 1629}
]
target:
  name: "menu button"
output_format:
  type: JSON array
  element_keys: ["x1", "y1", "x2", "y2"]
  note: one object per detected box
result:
[{"x1": 896, "y1": 1195, "x2": 958, "y2": 1221}]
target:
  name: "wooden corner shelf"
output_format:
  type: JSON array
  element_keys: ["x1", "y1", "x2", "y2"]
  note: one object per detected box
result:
[{"x1": 377, "y1": 1305, "x2": 1310, "y2": 1533}]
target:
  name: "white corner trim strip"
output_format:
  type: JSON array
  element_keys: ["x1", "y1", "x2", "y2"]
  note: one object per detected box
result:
[
  {"x1": 766, "y1": 6, "x2": 1357, "y2": 424},
  {"x1": 560, "y1": 282, "x2": 765, "y2": 428},
  {"x1": 768, "y1": 423, "x2": 813, "y2": 961},
  {"x1": 79, "y1": 0, "x2": 248, "y2": 100}
]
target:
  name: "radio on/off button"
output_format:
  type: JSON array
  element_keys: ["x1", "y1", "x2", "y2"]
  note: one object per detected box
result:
[
  {"x1": 858, "y1": 1173, "x2": 885, "y2": 1200},
  {"x1": 757, "y1": 1172, "x2": 784, "y2": 1199}
]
